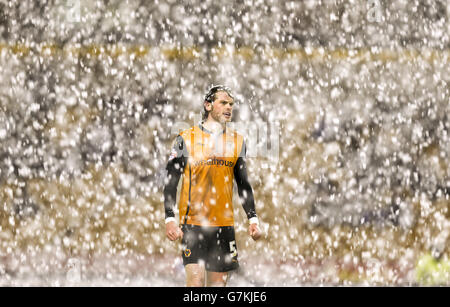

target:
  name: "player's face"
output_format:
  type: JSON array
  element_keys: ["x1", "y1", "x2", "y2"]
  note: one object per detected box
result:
[{"x1": 208, "y1": 91, "x2": 234, "y2": 123}]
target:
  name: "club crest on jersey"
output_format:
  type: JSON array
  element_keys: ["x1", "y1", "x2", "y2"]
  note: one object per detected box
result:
[
  {"x1": 184, "y1": 249, "x2": 191, "y2": 257},
  {"x1": 226, "y1": 141, "x2": 234, "y2": 153}
]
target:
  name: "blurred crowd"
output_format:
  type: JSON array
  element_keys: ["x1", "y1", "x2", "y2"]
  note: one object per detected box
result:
[{"x1": 1, "y1": 1, "x2": 448, "y2": 47}]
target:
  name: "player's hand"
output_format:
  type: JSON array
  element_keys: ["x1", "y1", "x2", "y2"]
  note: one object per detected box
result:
[
  {"x1": 166, "y1": 221, "x2": 183, "y2": 241},
  {"x1": 249, "y1": 223, "x2": 262, "y2": 241}
]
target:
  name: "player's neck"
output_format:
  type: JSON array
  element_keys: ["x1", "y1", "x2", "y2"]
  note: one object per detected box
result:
[{"x1": 202, "y1": 118, "x2": 226, "y2": 134}]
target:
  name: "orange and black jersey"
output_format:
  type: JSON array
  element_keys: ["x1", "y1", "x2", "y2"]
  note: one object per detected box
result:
[{"x1": 164, "y1": 124, "x2": 257, "y2": 227}]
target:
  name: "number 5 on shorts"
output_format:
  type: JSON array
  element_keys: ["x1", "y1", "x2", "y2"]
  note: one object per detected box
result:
[{"x1": 229, "y1": 240, "x2": 237, "y2": 257}]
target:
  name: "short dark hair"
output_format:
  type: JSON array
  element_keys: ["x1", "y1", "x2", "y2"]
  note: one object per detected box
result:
[{"x1": 202, "y1": 85, "x2": 234, "y2": 121}]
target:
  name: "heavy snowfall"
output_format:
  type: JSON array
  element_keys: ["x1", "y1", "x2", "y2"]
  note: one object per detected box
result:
[{"x1": 0, "y1": 0, "x2": 448, "y2": 286}]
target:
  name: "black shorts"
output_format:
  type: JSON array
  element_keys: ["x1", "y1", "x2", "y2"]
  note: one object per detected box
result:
[{"x1": 181, "y1": 224, "x2": 239, "y2": 272}]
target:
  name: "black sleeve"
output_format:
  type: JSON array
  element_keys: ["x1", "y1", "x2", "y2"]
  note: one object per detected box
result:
[
  {"x1": 234, "y1": 141, "x2": 257, "y2": 220},
  {"x1": 163, "y1": 135, "x2": 188, "y2": 219}
]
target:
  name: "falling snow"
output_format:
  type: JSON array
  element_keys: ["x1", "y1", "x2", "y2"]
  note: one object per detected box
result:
[{"x1": 0, "y1": 0, "x2": 449, "y2": 286}]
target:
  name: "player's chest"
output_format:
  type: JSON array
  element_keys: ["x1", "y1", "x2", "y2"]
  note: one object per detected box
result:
[{"x1": 187, "y1": 135, "x2": 237, "y2": 160}]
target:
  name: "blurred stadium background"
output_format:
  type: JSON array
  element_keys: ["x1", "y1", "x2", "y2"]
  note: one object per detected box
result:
[{"x1": 0, "y1": 0, "x2": 448, "y2": 285}]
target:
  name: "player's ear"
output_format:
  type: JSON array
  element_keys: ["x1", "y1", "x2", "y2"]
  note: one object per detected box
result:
[{"x1": 204, "y1": 100, "x2": 212, "y2": 111}]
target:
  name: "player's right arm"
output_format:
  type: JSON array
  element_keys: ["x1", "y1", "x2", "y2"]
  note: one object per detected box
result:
[{"x1": 163, "y1": 135, "x2": 187, "y2": 241}]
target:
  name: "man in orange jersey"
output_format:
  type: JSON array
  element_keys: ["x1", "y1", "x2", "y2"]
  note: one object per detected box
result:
[{"x1": 164, "y1": 85, "x2": 261, "y2": 286}]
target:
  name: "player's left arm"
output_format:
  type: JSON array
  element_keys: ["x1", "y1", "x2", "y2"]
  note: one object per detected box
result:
[{"x1": 234, "y1": 140, "x2": 261, "y2": 241}]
